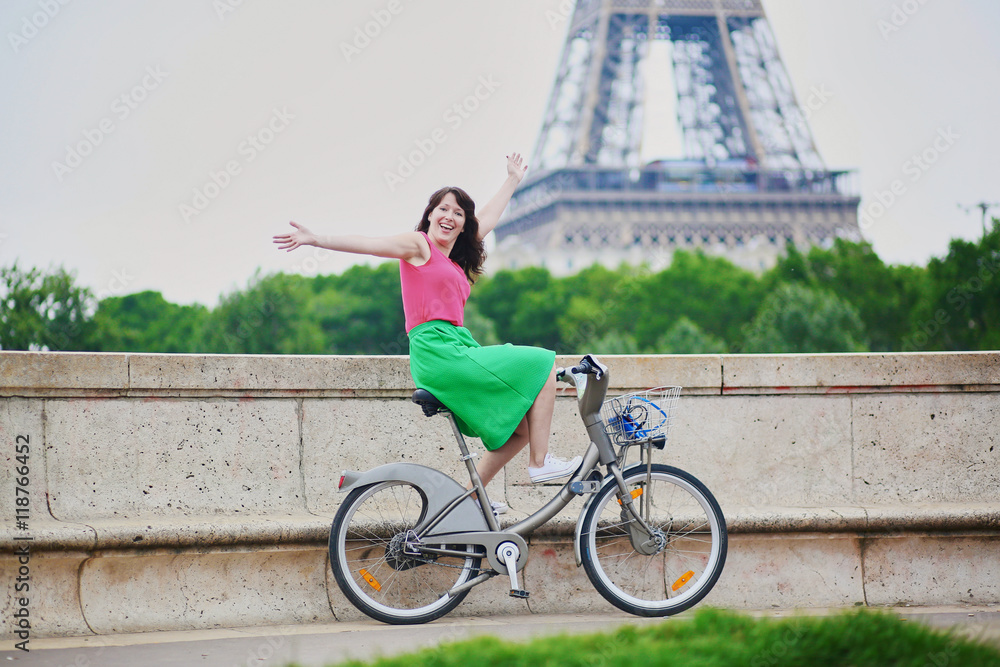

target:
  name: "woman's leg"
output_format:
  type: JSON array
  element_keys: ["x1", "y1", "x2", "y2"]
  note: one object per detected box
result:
[
  {"x1": 525, "y1": 365, "x2": 557, "y2": 468},
  {"x1": 474, "y1": 416, "x2": 528, "y2": 488},
  {"x1": 473, "y1": 362, "x2": 564, "y2": 488}
]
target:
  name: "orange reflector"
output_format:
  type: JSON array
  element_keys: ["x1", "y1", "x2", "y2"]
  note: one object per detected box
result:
[
  {"x1": 617, "y1": 488, "x2": 644, "y2": 506},
  {"x1": 359, "y1": 568, "x2": 381, "y2": 592},
  {"x1": 672, "y1": 570, "x2": 695, "y2": 592}
]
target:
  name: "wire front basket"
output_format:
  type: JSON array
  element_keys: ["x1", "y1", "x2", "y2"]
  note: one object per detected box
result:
[{"x1": 601, "y1": 386, "x2": 681, "y2": 447}]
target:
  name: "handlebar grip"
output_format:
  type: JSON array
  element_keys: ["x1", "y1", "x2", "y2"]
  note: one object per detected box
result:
[{"x1": 571, "y1": 359, "x2": 594, "y2": 375}]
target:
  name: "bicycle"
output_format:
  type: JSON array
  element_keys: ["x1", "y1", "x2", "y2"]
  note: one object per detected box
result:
[{"x1": 329, "y1": 354, "x2": 728, "y2": 624}]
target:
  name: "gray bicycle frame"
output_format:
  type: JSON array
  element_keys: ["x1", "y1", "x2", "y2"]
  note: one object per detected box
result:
[{"x1": 337, "y1": 355, "x2": 659, "y2": 582}]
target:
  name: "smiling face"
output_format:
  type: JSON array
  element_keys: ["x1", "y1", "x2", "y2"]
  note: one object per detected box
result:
[{"x1": 426, "y1": 192, "x2": 467, "y2": 250}]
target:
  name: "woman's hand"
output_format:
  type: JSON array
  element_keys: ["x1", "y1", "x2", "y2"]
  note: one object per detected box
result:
[
  {"x1": 506, "y1": 152, "x2": 527, "y2": 184},
  {"x1": 273, "y1": 221, "x2": 315, "y2": 251},
  {"x1": 477, "y1": 153, "x2": 528, "y2": 239}
]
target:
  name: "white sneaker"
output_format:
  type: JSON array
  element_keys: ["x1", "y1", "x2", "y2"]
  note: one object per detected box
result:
[{"x1": 528, "y1": 453, "x2": 583, "y2": 483}]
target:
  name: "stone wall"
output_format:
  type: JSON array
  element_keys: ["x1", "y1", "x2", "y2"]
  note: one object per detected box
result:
[{"x1": 1, "y1": 351, "x2": 997, "y2": 638}]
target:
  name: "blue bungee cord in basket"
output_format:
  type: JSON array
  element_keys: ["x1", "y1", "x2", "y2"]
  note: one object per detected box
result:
[{"x1": 602, "y1": 386, "x2": 681, "y2": 446}]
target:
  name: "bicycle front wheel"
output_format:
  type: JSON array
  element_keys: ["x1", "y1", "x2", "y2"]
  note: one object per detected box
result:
[
  {"x1": 579, "y1": 464, "x2": 727, "y2": 616},
  {"x1": 329, "y1": 481, "x2": 482, "y2": 624}
]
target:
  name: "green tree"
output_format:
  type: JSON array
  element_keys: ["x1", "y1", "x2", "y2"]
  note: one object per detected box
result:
[
  {"x1": 633, "y1": 250, "x2": 766, "y2": 349},
  {"x1": 573, "y1": 330, "x2": 640, "y2": 355},
  {"x1": 741, "y1": 283, "x2": 869, "y2": 353},
  {"x1": 0, "y1": 263, "x2": 93, "y2": 351},
  {"x1": 557, "y1": 264, "x2": 640, "y2": 353},
  {"x1": 87, "y1": 291, "x2": 208, "y2": 352},
  {"x1": 313, "y1": 263, "x2": 405, "y2": 354},
  {"x1": 463, "y1": 301, "x2": 500, "y2": 347},
  {"x1": 654, "y1": 317, "x2": 727, "y2": 354},
  {"x1": 472, "y1": 267, "x2": 567, "y2": 349},
  {"x1": 907, "y1": 220, "x2": 1000, "y2": 350},
  {"x1": 767, "y1": 240, "x2": 927, "y2": 351},
  {"x1": 202, "y1": 271, "x2": 325, "y2": 354}
]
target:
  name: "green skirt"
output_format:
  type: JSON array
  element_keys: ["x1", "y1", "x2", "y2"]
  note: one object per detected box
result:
[{"x1": 407, "y1": 320, "x2": 556, "y2": 451}]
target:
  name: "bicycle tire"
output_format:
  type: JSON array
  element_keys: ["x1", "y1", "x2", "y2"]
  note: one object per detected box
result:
[
  {"x1": 329, "y1": 481, "x2": 481, "y2": 624},
  {"x1": 579, "y1": 464, "x2": 727, "y2": 616}
]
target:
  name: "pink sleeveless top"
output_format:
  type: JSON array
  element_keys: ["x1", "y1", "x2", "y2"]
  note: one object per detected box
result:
[{"x1": 399, "y1": 232, "x2": 471, "y2": 332}]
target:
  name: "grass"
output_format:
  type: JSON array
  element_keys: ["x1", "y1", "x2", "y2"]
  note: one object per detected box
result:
[{"x1": 289, "y1": 608, "x2": 1000, "y2": 667}]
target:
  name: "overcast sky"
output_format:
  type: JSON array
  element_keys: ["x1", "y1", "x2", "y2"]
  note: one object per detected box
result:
[{"x1": 2, "y1": 0, "x2": 998, "y2": 306}]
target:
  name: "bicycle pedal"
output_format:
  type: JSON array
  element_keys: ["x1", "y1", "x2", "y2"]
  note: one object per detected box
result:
[{"x1": 509, "y1": 589, "x2": 530, "y2": 599}]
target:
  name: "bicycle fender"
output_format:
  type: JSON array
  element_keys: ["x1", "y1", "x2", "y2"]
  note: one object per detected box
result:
[{"x1": 339, "y1": 463, "x2": 490, "y2": 535}]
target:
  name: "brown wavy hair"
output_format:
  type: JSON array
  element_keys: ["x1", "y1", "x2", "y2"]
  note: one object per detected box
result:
[{"x1": 416, "y1": 186, "x2": 487, "y2": 283}]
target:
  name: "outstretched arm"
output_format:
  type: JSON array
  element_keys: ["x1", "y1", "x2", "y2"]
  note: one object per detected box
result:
[
  {"x1": 273, "y1": 222, "x2": 427, "y2": 262},
  {"x1": 476, "y1": 153, "x2": 527, "y2": 241}
]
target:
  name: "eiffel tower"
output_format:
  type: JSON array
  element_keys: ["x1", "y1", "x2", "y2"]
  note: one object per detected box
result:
[{"x1": 492, "y1": 0, "x2": 860, "y2": 274}]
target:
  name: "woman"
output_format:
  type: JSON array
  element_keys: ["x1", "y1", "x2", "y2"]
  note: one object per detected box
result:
[{"x1": 273, "y1": 153, "x2": 581, "y2": 512}]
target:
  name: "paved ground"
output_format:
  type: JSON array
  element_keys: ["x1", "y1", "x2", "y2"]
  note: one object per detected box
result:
[{"x1": 3, "y1": 607, "x2": 999, "y2": 667}]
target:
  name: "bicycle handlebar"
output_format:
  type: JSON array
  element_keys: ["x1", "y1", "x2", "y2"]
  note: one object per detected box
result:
[
  {"x1": 557, "y1": 355, "x2": 608, "y2": 383},
  {"x1": 555, "y1": 362, "x2": 593, "y2": 384}
]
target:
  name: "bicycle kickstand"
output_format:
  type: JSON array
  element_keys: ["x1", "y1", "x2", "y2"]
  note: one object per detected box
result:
[{"x1": 497, "y1": 542, "x2": 529, "y2": 599}]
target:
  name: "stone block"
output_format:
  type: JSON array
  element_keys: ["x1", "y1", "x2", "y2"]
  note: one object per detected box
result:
[
  {"x1": 724, "y1": 352, "x2": 1000, "y2": 392},
  {"x1": 0, "y1": 551, "x2": 92, "y2": 639},
  {"x1": 727, "y1": 506, "x2": 869, "y2": 534},
  {"x1": 80, "y1": 547, "x2": 333, "y2": 634},
  {"x1": 45, "y1": 397, "x2": 303, "y2": 520},
  {"x1": 129, "y1": 354, "x2": 413, "y2": 394},
  {"x1": 0, "y1": 520, "x2": 96, "y2": 552},
  {"x1": 0, "y1": 398, "x2": 101, "y2": 549},
  {"x1": 82, "y1": 514, "x2": 329, "y2": 550},
  {"x1": 522, "y1": 536, "x2": 612, "y2": 614},
  {"x1": 459, "y1": 570, "x2": 534, "y2": 617},
  {"x1": 303, "y1": 397, "x2": 479, "y2": 514},
  {"x1": 863, "y1": 534, "x2": 1000, "y2": 606},
  {"x1": 853, "y1": 393, "x2": 999, "y2": 504},
  {"x1": 667, "y1": 395, "x2": 854, "y2": 508},
  {"x1": 0, "y1": 352, "x2": 128, "y2": 394},
  {"x1": 554, "y1": 354, "x2": 723, "y2": 394},
  {"x1": 1, "y1": 398, "x2": 49, "y2": 524},
  {"x1": 708, "y1": 533, "x2": 865, "y2": 608},
  {"x1": 864, "y1": 503, "x2": 1000, "y2": 532}
]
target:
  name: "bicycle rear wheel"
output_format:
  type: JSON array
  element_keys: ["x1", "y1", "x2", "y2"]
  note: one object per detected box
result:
[
  {"x1": 329, "y1": 481, "x2": 482, "y2": 624},
  {"x1": 579, "y1": 464, "x2": 727, "y2": 616}
]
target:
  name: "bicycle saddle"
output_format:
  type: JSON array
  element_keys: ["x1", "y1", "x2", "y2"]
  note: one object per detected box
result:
[{"x1": 411, "y1": 389, "x2": 448, "y2": 417}]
